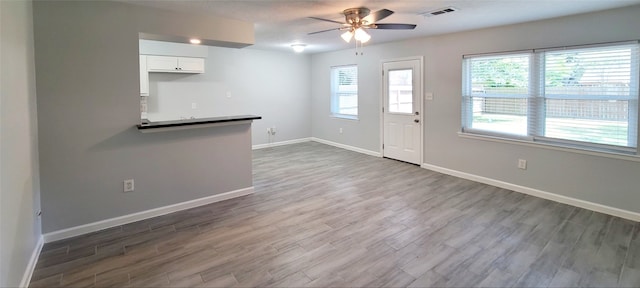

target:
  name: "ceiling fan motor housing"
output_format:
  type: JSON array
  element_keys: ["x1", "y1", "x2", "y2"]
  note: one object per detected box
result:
[{"x1": 343, "y1": 7, "x2": 371, "y2": 26}]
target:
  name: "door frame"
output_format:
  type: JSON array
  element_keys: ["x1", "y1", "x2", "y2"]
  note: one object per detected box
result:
[{"x1": 379, "y1": 56, "x2": 424, "y2": 164}]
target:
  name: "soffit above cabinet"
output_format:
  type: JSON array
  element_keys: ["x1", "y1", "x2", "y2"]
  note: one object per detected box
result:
[
  {"x1": 131, "y1": 1, "x2": 254, "y2": 49},
  {"x1": 139, "y1": 39, "x2": 208, "y2": 58}
]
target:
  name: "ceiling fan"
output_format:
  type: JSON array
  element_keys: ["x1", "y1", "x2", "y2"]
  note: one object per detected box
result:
[{"x1": 308, "y1": 8, "x2": 417, "y2": 43}]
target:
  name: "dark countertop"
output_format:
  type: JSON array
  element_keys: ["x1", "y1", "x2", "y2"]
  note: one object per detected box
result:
[{"x1": 137, "y1": 115, "x2": 261, "y2": 131}]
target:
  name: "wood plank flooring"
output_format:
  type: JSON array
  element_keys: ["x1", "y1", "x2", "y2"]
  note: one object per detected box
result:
[{"x1": 30, "y1": 142, "x2": 640, "y2": 287}]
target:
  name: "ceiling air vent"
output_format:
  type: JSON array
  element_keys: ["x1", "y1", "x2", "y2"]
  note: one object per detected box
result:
[{"x1": 420, "y1": 6, "x2": 459, "y2": 17}]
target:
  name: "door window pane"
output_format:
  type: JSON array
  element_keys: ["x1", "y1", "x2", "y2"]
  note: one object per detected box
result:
[{"x1": 388, "y1": 69, "x2": 413, "y2": 113}]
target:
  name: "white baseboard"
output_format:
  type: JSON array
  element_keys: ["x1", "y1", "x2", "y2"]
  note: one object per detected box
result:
[
  {"x1": 252, "y1": 138, "x2": 311, "y2": 150},
  {"x1": 20, "y1": 235, "x2": 44, "y2": 288},
  {"x1": 43, "y1": 187, "x2": 254, "y2": 243},
  {"x1": 311, "y1": 137, "x2": 382, "y2": 157},
  {"x1": 421, "y1": 163, "x2": 640, "y2": 222}
]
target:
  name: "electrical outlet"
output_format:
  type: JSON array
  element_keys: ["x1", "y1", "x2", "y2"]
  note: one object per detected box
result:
[
  {"x1": 124, "y1": 179, "x2": 134, "y2": 192},
  {"x1": 191, "y1": 102, "x2": 197, "y2": 109},
  {"x1": 339, "y1": 128, "x2": 343, "y2": 134},
  {"x1": 518, "y1": 159, "x2": 527, "y2": 170},
  {"x1": 270, "y1": 127, "x2": 276, "y2": 135}
]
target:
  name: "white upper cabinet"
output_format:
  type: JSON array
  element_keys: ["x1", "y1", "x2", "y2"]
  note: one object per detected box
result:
[
  {"x1": 146, "y1": 55, "x2": 205, "y2": 73},
  {"x1": 177, "y1": 57, "x2": 205, "y2": 73},
  {"x1": 139, "y1": 55, "x2": 149, "y2": 96},
  {"x1": 146, "y1": 55, "x2": 177, "y2": 71}
]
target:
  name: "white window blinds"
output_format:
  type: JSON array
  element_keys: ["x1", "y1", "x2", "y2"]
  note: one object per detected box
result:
[
  {"x1": 462, "y1": 41, "x2": 640, "y2": 154},
  {"x1": 539, "y1": 44, "x2": 639, "y2": 149},
  {"x1": 462, "y1": 53, "x2": 531, "y2": 136},
  {"x1": 331, "y1": 65, "x2": 358, "y2": 118}
]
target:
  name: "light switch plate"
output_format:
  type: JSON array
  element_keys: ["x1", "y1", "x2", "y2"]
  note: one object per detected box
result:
[{"x1": 425, "y1": 92, "x2": 434, "y2": 100}]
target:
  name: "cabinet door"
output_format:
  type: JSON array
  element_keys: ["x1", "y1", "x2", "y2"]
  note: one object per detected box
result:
[
  {"x1": 139, "y1": 55, "x2": 149, "y2": 96},
  {"x1": 178, "y1": 57, "x2": 205, "y2": 73},
  {"x1": 147, "y1": 55, "x2": 178, "y2": 72}
]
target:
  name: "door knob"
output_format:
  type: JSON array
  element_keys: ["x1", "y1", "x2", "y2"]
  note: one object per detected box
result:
[{"x1": 414, "y1": 119, "x2": 420, "y2": 123}]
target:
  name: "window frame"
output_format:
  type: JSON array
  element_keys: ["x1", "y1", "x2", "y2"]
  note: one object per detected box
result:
[
  {"x1": 462, "y1": 51, "x2": 533, "y2": 138},
  {"x1": 461, "y1": 41, "x2": 640, "y2": 155},
  {"x1": 330, "y1": 64, "x2": 359, "y2": 120}
]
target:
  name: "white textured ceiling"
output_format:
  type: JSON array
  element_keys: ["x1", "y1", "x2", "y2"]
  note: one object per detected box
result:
[{"x1": 120, "y1": 0, "x2": 640, "y2": 54}]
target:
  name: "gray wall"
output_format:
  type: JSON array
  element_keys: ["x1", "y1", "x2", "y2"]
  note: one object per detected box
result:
[
  {"x1": 311, "y1": 5, "x2": 640, "y2": 214},
  {"x1": 33, "y1": 1, "x2": 256, "y2": 233},
  {"x1": 144, "y1": 44, "x2": 311, "y2": 145},
  {"x1": 0, "y1": 0, "x2": 41, "y2": 286}
]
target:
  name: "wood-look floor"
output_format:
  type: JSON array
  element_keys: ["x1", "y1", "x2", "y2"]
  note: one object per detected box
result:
[{"x1": 30, "y1": 142, "x2": 640, "y2": 287}]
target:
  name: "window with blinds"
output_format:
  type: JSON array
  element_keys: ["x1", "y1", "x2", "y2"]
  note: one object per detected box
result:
[
  {"x1": 462, "y1": 41, "x2": 640, "y2": 154},
  {"x1": 462, "y1": 53, "x2": 531, "y2": 136},
  {"x1": 331, "y1": 65, "x2": 358, "y2": 119}
]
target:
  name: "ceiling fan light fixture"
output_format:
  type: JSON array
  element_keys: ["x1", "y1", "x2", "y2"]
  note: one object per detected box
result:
[
  {"x1": 341, "y1": 31, "x2": 354, "y2": 43},
  {"x1": 308, "y1": 7, "x2": 415, "y2": 48},
  {"x1": 291, "y1": 44, "x2": 306, "y2": 53},
  {"x1": 354, "y1": 28, "x2": 370, "y2": 43}
]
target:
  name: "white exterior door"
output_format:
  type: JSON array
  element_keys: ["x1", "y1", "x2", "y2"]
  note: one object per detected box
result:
[{"x1": 382, "y1": 58, "x2": 422, "y2": 165}]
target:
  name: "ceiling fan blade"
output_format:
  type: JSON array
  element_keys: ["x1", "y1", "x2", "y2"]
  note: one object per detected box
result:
[
  {"x1": 362, "y1": 9, "x2": 393, "y2": 23},
  {"x1": 308, "y1": 17, "x2": 345, "y2": 25},
  {"x1": 308, "y1": 27, "x2": 343, "y2": 35},
  {"x1": 372, "y1": 23, "x2": 417, "y2": 30}
]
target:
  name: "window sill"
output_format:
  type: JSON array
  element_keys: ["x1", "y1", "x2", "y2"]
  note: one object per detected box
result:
[
  {"x1": 458, "y1": 131, "x2": 640, "y2": 163},
  {"x1": 330, "y1": 114, "x2": 359, "y2": 121}
]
